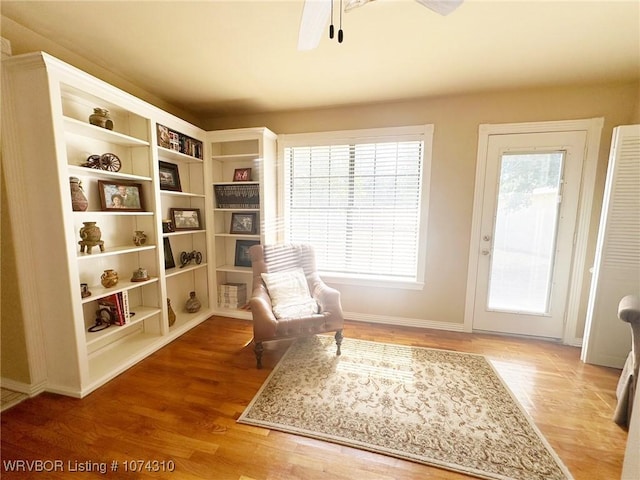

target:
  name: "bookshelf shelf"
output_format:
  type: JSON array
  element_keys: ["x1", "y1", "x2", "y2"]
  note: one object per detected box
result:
[
  {"x1": 85, "y1": 305, "x2": 161, "y2": 346},
  {"x1": 165, "y1": 262, "x2": 208, "y2": 279},
  {"x1": 80, "y1": 277, "x2": 159, "y2": 303},
  {"x1": 63, "y1": 116, "x2": 150, "y2": 146}
]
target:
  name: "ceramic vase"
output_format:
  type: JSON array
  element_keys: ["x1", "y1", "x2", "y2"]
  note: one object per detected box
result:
[
  {"x1": 100, "y1": 269, "x2": 118, "y2": 288},
  {"x1": 80, "y1": 221, "x2": 101, "y2": 242},
  {"x1": 167, "y1": 299, "x2": 176, "y2": 326},
  {"x1": 185, "y1": 291, "x2": 202, "y2": 313},
  {"x1": 78, "y1": 221, "x2": 104, "y2": 254},
  {"x1": 89, "y1": 107, "x2": 113, "y2": 130},
  {"x1": 133, "y1": 230, "x2": 147, "y2": 246},
  {"x1": 69, "y1": 177, "x2": 88, "y2": 211}
]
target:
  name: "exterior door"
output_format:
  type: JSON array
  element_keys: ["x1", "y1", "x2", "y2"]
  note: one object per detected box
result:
[{"x1": 472, "y1": 131, "x2": 587, "y2": 338}]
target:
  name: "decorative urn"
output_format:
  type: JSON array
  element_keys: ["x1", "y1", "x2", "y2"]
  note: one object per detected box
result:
[
  {"x1": 185, "y1": 291, "x2": 202, "y2": 313},
  {"x1": 133, "y1": 230, "x2": 147, "y2": 246},
  {"x1": 100, "y1": 269, "x2": 118, "y2": 288},
  {"x1": 89, "y1": 107, "x2": 113, "y2": 130},
  {"x1": 167, "y1": 299, "x2": 176, "y2": 326},
  {"x1": 69, "y1": 177, "x2": 88, "y2": 211},
  {"x1": 78, "y1": 221, "x2": 104, "y2": 254}
]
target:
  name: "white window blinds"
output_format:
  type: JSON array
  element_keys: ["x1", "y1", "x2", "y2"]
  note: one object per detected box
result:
[{"x1": 282, "y1": 126, "x2": 432, "y2": 284}]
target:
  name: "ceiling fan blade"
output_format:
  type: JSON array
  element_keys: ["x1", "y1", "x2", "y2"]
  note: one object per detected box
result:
[
  {"x1": 415, "y1": 0, "x2": 464, "y2": 16},
  {"x1": 298, "y1": 0, "x2": 332, "y2": 51}
]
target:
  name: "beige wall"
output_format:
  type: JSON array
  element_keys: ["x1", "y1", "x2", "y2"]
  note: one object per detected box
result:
[
  {"x1": 205, "y1": 82, "x2": 640, "y2": 335},
  {"x1": 1, "y1": 170, "x2": 31, "y2": 384}
]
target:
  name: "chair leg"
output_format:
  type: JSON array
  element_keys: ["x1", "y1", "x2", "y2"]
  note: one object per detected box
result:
[
  {"x1": 254, "y1": 341, "x2": 264, "y2": 369},
  {"x1": 335, "y1": 329, "x2": 343, "y2": 356}
]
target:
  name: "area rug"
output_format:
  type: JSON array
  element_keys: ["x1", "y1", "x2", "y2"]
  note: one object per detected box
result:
[{"x1": 238, "y1": 336, "x2": 573, "y2": 480}]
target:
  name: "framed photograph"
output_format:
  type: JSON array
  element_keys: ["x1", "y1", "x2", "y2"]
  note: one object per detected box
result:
[
  {"x1": 98, "y1": 181, "x2": 144, "y2": 211},
  {"x1": 235, "y1": 240, "x2": 259, "y2": 267},
  {"x1": 157, "y1": 124, "x2": 171, "y2": 149},
  {"x1": 163, "y1": 237, "x2": 175, "y2": 269},
  {"x1": 233, "y1": 168, "x2": 252, "y2": 182},
  {"x1": 170, "y1": 208, "x2": 202, "y2": 231},
  {"x1": 230, "y1": 212, "x2": 257, "y2": 234},
  {"x1": 158, "y1": 161, "x2": 181, "y2": 192}
]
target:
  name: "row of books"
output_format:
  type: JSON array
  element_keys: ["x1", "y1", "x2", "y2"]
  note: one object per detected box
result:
[
  {"x1": 97, "y1": 291, "x2": 130, "y2": 326},
  {"x1": 214, "y1": 184, "x2": 260, "y2": 209},
  {"x1": 157, "y1": 124, "x2": 203, "y2": 159},
  {"x1": 218, "y1": 282, "x2": 247, "y2": 309}
]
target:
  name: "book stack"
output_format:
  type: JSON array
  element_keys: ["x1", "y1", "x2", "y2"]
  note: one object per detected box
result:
[
  {"x1": 218, "y1": 283, "x2": 247, "y2": 309},
  {"x1": 97, "y1": 291, "x2": 130, "y2": 326},
  {"x1": 156, "y1": 124, "x2": 203, "y2": 159}
]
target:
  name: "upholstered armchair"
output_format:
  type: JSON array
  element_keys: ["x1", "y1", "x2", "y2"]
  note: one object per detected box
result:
[
  {"x1": 614, "y1": 294, "x2": 640, "y2": 427},
  {"x1": 248, "y1": 243, "x2": 344, "y2": 368}
]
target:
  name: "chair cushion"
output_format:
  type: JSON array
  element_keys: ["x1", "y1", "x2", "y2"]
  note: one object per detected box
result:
[{"x1": 261, "y1": 268, "x2": 319, "y2": 319}]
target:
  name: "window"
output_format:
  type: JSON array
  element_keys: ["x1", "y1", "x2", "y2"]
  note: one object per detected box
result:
[{"x1": 279, "y1": 125, "x2": 433, "y2": 288}]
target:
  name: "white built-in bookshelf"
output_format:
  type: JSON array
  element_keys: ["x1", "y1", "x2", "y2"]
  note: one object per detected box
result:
[
  {"x1": 2, "y1": 52, "x2": 215, "y2": 397},
  {"x1": 208, "y1": 128, "x2": 277, "y2": 320}
]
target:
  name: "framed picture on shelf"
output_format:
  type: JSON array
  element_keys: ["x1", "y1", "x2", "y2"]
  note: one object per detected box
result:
[
  {"x1": 169, "y1": 131, "x2": 180, "y2": 151},
  {"x1": 157, "y1": 124, "x2": 171, "y2": 149},
  {"x1": 233, "y1": 168, "x2": 252, "y2": 182},
  {"x1": 158, "y1": 161, "x2": 181, "y2": 192},
  {"x1": 163, "y1": 237, "x2": 175, "y2": 269},
  {"x1": 230, "y1": 212, "x2": 257, "y2": 234},
  {"x1": 235, "y1": 240, "x2": 259, "y2": 267},
  {"x1": 170, "y1": 208, "x2": 202, "y2": 231},
  {"x1": 98, "y1": 181, "x2": 144, "y2": 211}
]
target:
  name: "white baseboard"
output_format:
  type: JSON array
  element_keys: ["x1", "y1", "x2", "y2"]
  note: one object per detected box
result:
[
  {"x1": 344, "y1": 311, "x2": 465, "y2": 332},
  {"x1": 344, "y1": 312, "x2": 584, "y2": 348},
  {"x1": 568, "y1": 337, "x2": 583, "y2": 348},
  {"x1": 1, "y1": 377, "x2": 46, "y2": 397}
]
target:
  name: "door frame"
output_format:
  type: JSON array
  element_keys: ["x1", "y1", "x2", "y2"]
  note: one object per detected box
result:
[{"x1": 464, "y1": 118, "x2": 603, "y2": 345}]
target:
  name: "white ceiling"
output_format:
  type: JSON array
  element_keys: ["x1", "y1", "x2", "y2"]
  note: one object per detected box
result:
[{"x1": 2, "y1": 0, "x2": 639, "y2": 121}]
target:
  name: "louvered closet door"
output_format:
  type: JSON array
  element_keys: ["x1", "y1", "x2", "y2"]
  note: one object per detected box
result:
[{"x1": 582, "y1": 125, "x2": 640, "y2": 368}]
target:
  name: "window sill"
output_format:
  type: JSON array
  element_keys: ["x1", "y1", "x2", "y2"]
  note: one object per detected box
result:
[{"x1": 320, "y1": 272, "x2": 424, "y2": 290}]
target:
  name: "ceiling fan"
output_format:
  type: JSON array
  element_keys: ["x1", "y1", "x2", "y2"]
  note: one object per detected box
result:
[{"x1": 298, "y1": 0, "x2": 464, "y2": 50}]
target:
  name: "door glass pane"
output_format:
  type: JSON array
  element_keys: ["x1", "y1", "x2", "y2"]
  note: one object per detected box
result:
[{"x1": 487, "y1": 152, "x2": 564, "y2": 314}]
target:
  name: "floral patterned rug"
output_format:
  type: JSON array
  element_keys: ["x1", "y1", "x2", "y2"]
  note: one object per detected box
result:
[{"x1": 238, "y1": 336, "x2": 573, "y2": 480}]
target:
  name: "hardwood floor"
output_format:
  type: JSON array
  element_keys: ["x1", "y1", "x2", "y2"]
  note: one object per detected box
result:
[{"x1": 0, "y1": 317, "x2": 627, "y2": 479}]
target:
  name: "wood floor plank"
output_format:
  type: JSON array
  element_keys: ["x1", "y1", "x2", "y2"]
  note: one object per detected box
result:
[{"x1": 0, "y1": 316, "x2": 627, "y2": 479}]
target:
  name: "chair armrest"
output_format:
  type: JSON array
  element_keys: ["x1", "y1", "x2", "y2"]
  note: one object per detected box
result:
[
  {"x1": 310, "y1": 277, "x2": 342, "y2": 315},
  {"x1": 250, "y1": 283, "x2": 279, "y2": 342}
]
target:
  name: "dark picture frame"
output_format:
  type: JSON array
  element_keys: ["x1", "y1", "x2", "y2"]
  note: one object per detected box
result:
[
  {"x1": 158, "y1": 161, "x2": 182, "y2": 192},
  {"x1": 230, "y1": 212, "x2": 257, "y2": 234},
  {"x1": 170, "y1": 208, "x2": 202, "y2": 231},
  {"x1": 98, "y1": 180, "x2": 144, "y2": 211},
  {"x1": 233, "y1": 168, "x2": 252, "y2": 182},
  {"x1": 235, "y1": 240, "x2": 259, "y2": 267},
  {"x1": 163, "y1": 237, "x2": 175, "y2": 269}
]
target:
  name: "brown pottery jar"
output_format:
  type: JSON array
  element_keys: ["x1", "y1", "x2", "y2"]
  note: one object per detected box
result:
[
  {"x1": 69, "y1": 177, "x2": 88, "y2": 211},
  {"x1": 185, "y1": 291, "x2": 202, "y2": 313},
  {"x1": 89, "y1": 108, "x2": 113, "y2": 130},
  {"x1": 100, "y1": 269, "x2": 118, "y2": 288}
]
